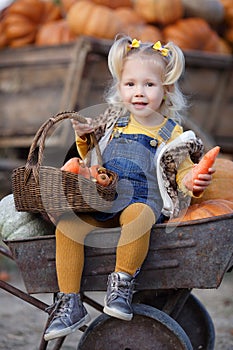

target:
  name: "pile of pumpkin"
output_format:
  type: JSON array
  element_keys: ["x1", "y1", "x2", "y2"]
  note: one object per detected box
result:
[{"x1": 0, "y1": 0, "x2": 233, "y2": 54}]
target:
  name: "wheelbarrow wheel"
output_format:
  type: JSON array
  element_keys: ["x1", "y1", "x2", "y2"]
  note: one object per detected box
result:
[
  {"x1": 133, "y1": 291, "x2": 215, "y2": 350},
  {"x1": 77, "y1": 303, "x2": 192, "y2": 350}
]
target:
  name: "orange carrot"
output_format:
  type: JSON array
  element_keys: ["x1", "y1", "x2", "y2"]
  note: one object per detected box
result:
[
  {"x1": 61, "y1": 157, "x2": 90, "y2": 178},
  {"x1": 61, "y1": 157, "x2": 80, "y2": 174},
  {"x1": 188, "y1": 146, "x2": 220, "y2": 187},
  {"x1": 96, "y1": 173, "x2": 110, "y2": 187}
]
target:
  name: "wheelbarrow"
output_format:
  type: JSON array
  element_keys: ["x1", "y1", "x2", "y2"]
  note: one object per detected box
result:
[{"x1": 0, "y1": 212, "x2": 232, "y2": 350}]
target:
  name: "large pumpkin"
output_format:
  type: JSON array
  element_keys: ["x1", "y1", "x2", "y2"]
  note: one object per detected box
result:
[
  {"x1": 3, "y1": 0, "x2": 62, "y2": 47},
  {"x1": 192, "y1": 158, "x2": 233, "y2": 204},
  {"x1": 114, "y1": 7, "x2": 145, "y2": 26},
  {"x1": 170, "y1": 199, "x2": 233, "y2": 223},
  {"x1": 163, "y1": 17, "x2": 231, "y2": 54},
  {"x1": 36, "y1": 19, "x2": 76, "y2": 46},
  {"x1": 124, "y1": 24, "x2": 163, "y2": 43},
  {"x1": 67, "y1": 0, "x2": 122, "y2": 39},
  {"x1": 0, "y1": 194, "x2": 54, "y2": 241},
  {"x1": 133, "y1": 0, "x2": 184, "y2": 25}
]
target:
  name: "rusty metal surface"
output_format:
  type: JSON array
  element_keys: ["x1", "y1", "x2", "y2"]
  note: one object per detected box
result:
[
  {"x1": 3, "y1": 213, "x2": 233, "y2": 294},
  {"x1": 83, "y1": 213, "x2": 233, "y2": 291},
  {"x1": 4, "y1": 235, "x2": 59, "y2": 294}
]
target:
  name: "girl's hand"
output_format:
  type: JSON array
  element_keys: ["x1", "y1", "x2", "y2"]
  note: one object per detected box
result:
[
  {"x1": 182, "y1": 166, "x2": 215, "y2": 197},
  {"x1": 71, "y1": 118, "x2": 94, "y2": 137}
]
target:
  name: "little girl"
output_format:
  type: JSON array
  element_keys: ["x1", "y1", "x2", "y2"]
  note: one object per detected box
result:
[{"x1": 44, "y1": 35, "x2": 214, "y2": 341}]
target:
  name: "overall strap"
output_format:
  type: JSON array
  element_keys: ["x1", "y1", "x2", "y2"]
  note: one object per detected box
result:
[
  {"x1": 115, "y1": 114, "x2": 130, "y2": 127},
  {"x1": 158, "y1": 118, "x2": 177, "y2": 142},
  {"x1": 115, "y1": 115, "x2": 177, "y2": 143}
]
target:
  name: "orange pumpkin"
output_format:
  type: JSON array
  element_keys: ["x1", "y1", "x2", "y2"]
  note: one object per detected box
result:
[
  {"x1": 191, "y1": 158, "x2": 233, "y2": 204},
  {"x1": 124, "y1": 24, "x2": 163, "y2": 43},
  {"x1": 163, "y1": 17, "x2": 230, "y2": 54},
  {"x1": 225, "y1": 26, "x2": 233, "y2": 44},
  {"x1": 59, "y1": 0, "x2": 79, "y2": 14},
  {"x1": 67, "y1": 0, "x2": 122, "y2": 39},
  {"x1": 220, "y1": 0, "x2": 233, "y2": 26},
  {"x1": 0, "y1": 19, "x2": 8, "y2": 48},
  {"x1": 170, "y1": 199, "x2": 233, "y2": 223},
  {"x1": 36, "y1": 19, "x2": 76, "y2": 46},
  {"x1": 92, "y1": 0, "x2": 132, "y2": 9},
  {"x1": 3, "y1": 0, "x2": 62, "y2": 47},
  {"x1": 220, "y1": 0, "x2": 233, "y2": 49},
  {"x1": 113, "y1": 7, "x2": 163, "y2": 42},
  {"x1": 133, "y1": 0, "x2": 184, "y2": 25},
  {"x1": 115, "y1": 7, "x2": 145, "y2": 26},
  {"x1": 40, "y1": 1, "x2": 62, "y2": 23}
]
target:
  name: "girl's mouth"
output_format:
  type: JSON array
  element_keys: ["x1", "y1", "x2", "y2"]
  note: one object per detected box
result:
[{"x1": 132, "y1": 102, "x2": 148, "y2": 109}]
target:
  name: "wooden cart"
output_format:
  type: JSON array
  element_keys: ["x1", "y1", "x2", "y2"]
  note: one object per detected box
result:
[
  {"x1": 0, "y1": 213, "x2": 232, "y2": 349},
  {"x1": 0, "y1": 36, "x2": 233, "y2": 153}
]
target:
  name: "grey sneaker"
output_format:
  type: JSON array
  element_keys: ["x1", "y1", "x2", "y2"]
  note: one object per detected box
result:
[
  {"x1": 103, "y1": 272, "x2": 135, "y2": 321},
  {"x1": 44, "y1": 292, "x2": 90, "y2": 341}
]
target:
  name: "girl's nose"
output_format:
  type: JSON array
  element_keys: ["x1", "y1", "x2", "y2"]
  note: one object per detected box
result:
[
  {"x1": 135, "y1": 92, "x2": 144, "y2": 97},
  {"x1": 134, "y1": 87, "x2": 144, "y2": 97}
]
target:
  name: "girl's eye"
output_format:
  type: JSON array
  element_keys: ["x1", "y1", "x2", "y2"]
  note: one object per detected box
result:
[
  {"x1": 126, "y1": 82, "x2": 134, "y2": 87},
  {"x1": 146, "y1": 82, "x2": 154, "y2": 87}
]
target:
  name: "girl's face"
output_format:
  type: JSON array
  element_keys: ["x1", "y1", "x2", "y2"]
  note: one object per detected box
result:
[{"x1": 119, "y1": 56, "x2": 165, "y2": 125}]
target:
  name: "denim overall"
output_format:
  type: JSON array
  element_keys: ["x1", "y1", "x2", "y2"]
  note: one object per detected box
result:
[{"x1": 93, "y1": 115, "x2": 176, "y2": 222}]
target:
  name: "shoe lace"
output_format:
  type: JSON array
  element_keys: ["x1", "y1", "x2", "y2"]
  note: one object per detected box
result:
[
  {"x1": 110, "y1": 278, "x2": 134, "y2": 301},
  {"x1": 45, "y1": 294, "x2": 71, "y2": 319}
]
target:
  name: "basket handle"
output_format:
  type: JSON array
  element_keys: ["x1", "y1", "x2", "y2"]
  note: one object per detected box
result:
[{"x1": 24, "y1": 111, "x2": 102, "y2": 184}]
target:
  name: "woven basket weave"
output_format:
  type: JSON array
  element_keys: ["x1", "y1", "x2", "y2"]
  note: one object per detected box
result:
[{"x1": 12, "y1": 112, "x2": 118, "y2": 216}]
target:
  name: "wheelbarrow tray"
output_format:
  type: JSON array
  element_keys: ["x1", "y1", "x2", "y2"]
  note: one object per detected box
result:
[{"x1": 4, "y1": 213, "x2": 233, "y2": 294}]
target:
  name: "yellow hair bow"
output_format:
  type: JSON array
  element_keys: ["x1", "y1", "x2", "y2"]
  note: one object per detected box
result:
[
  {"x1": 152, "y1": 41, "x2": 169, "y2": 57},
  {"x1": 130, "y1": 38, "x2": 141, "y2": 49}
]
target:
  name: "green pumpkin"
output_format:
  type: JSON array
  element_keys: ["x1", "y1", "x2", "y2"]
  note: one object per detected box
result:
[{"x1": 0, "y1": 194, "x2": 54, "y2": 241}]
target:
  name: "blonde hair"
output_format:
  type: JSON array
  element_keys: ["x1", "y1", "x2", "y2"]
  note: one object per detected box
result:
[{"x1": 105, "y1": 34, "x2": 186, "y2": 122}]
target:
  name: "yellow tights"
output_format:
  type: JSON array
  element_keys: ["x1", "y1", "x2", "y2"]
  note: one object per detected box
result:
[{"x1": 55, "y1": 203, "x2": 156, "y2": 293}]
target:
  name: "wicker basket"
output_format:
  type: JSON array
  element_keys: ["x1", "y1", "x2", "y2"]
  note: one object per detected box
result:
[{"x1": 12, "y1": 111, "x2": 118, "y2": 216}]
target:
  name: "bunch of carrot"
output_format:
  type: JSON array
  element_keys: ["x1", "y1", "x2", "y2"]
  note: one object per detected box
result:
[{"x1": 61, "y1": 157, "x2": 111, "y2": 187}]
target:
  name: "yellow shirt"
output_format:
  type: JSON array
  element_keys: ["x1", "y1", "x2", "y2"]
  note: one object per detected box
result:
[{"x1": 76, "y1": 115, "x2": 194, "y2": 196}]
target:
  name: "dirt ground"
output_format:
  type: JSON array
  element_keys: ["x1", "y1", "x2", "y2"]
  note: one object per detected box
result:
[{"x1": 0, "y1": 255, "x2": 232, "y2": 350}]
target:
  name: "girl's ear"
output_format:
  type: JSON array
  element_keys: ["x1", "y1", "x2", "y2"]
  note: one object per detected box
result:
[{"x1": 164, "y1": 84, "x2": 174, "y2": 94}]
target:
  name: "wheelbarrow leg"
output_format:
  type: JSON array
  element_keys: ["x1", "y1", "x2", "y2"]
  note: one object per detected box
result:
[
  {"x1": 39, "y1": 336, "x2": 66, "y2": 350},
  {"x1": 40, "y1": 315, "x2": 67, "y2": 350}
]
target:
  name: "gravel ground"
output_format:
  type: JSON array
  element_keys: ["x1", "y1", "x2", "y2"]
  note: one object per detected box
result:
[{"x1": 0, "y1": 257, "x2": 232, "y2": 350}]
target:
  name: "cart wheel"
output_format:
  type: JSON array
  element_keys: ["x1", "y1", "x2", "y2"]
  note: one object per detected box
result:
[
  {"x1": 176, "y1": 294, "x2": 215, "y2": 350},
  {"x1": 77, "y1": 303, "x2": 192, "y2": 350},
  {"x1": 133, "y1": 291, "x2": 215, "y2": 350}
]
